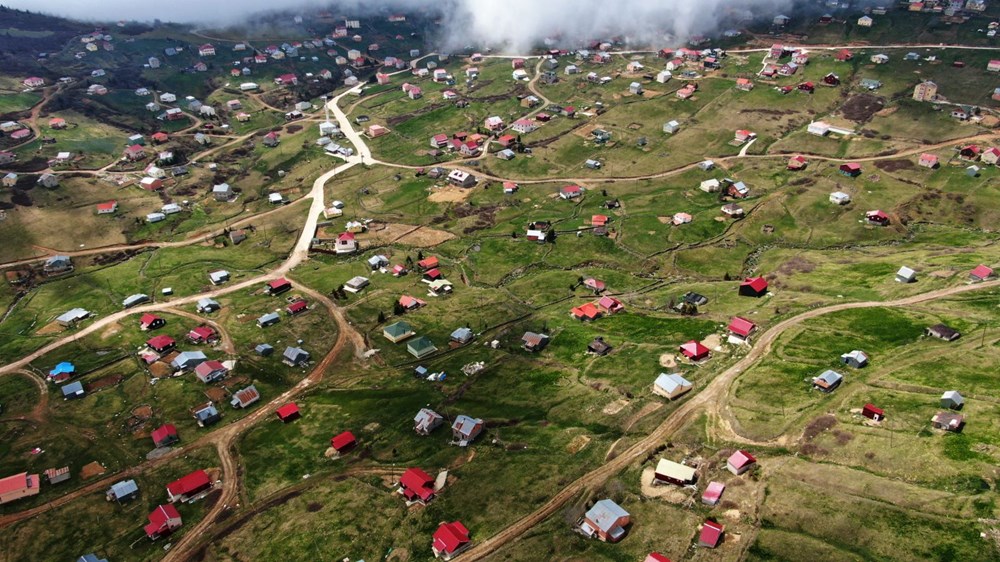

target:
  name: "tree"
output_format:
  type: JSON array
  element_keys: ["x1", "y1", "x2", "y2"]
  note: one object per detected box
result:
[
  {"x1": 377, "y1": 311, "x2": 386, "y2": 323},
  {"x1": 405, "y1": 255, "x2": 413, "y2": 266},
  {"x1": 545, "y1": 229, "x2": 556, "y2": 243},
  {"x1": 393, "y1": 301, "x2": 405, "y2": 315},
  {"x1": 417, "y1": 250, "x2": 424, "y2": 261}
]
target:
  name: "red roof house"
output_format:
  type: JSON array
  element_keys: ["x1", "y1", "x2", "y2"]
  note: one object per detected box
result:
[
  {"x1": 739, "y1": 277, "x2": 768, "y2": 297},
  {"x1": 287, "y1": 300, "x2": 308, "y2": 315},
  {"x1": 727, "y1": 450, "x2": 757, "y2": 475},
  {"x1": 865, "y1": 210, "x2": 890, "y2": 226},
  {"x1": 432, "y1": 521, "x2": 471, "y2": 560},
  {"x1": 151, "y1": 132, "x2": 169, "y2": 143},
  {"x1": 699, "y1": 520, "x2": 724, "y2": 548},
  {"x1": 151, "y1": 424, "x2": 178, "y2": 447},
  {"x1": 597, "y1": 296, "x2": 624, "y2": 314},
  {"x1": 187, "y1": 326, "x2": 217, "y2": 343},
  {"x1": 146, "y1": 334, "x2": 176, "y2": 353},
  {"x1": 96, "y1": 201, "x2": 118, "y2": 214},
  {"x1": 0, "y1": 472, "x2": 41, "y2": 504},
  {"x1": 140, "y1": 313, "x2": 165, "y2": 331},
  {"x1": 330, "y1": 430, "x2": 356, "y2": 453},
  {"x1": 276, "y1": 402, "x2": 300, "y2": 423},
  {"x1": 970, "y1": 264, "x2": 994, "y2": 282},
  {"x1": 728, "y1": 317, "x2": 757, "y2": 339},
  {"x1": 679, "y1": 340, "x2": 710, "y2": 361},
  {"x1": 787, "y1": 154, "x2": 807, "y2": 170},
  {"x1": 583, "y1": 278, "x2": 606, "y2": 292},
  {"x1": 571, "y1": 302, "x2": 601, "y2": 321},
  {"x1": 266, "y1": 278, "x2": 292, "y2": 294},
  {"x1": 862, "y1": 403, "x2": 885, "y2": 421},
  {"x1": 424, "y1": 268, "x2": 442, "y2": 281},
  {"x1": 592, "y1": 214, "x2": 609, "y2": 227},
  {"x1": 418, "y1": 256, "x2": 439, "y2": 270},
  {"x1": 166, "y1": 469, "x2": 211, "y2": 502},
  {"x1": 840, "y1": 162, "x2": 862, "y2": 177},
  {"x1": 399, "y1": 467, "x2": 436, "y2": 503},
  {"x1": 645, "y1": 554, "x2": 672, "y2": 562},
  {"x1": 702, "y1": 481, "x2": 726, "y2": 506},
  {"x1": 144, "y1": 504, "x2": 182, "y2": 539}
]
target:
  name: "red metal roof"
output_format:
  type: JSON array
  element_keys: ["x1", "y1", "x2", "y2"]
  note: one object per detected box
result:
[
  {"x1": 679, "y1": 340, "x2": 710, "y2": 359},
  {"x1": 728, "y1": 317, "x2": 756, "y2": 337},
  {"x1": 597, "y1": 296, "x2": 623, "y2": 311},
  {"x1": 424, "y1": 268, "x2": 441, "y2": 280},
  {"x1": 842, "y1": 162, "x2": 862, "y2": 171},
  {"x1": 145, "y1": 504, "x2": 181, "y2": 536},
  {"x1": 166, "y1": 469, "x2": 210, "y2": 497},
  {"x1": 96, "y1": 201, "x2": 117, "y2": 211},
  {"x1": 331, "y1": 431, "x2": 356, "y2": 451},
  {"x1": 268, "y1": 278, "x2": 291, "y2": 290},
  {"x1": 146, "y1": 335, "x2": 176, "y2": 349},
  {"x1": 971, "y1": 265, "x2": 993, "y2": 279},
  {"x1": 702, "y1": 481, "x2": 726, "y2": 503},
  {"x1": 189, "y1": 326, "x2": 216, "y2": 341},
  {"x1": 728, "y1": 450, "x2": 756, "y2": 469},
  {"x1": 418, "y1": 256, "x2": 439, "y2": 269},
  {"x1": 276, "y1": 402, "x2": 299, "y2": 421},
  {"x1": 863, "y1": 403, "x2": 884, "y2": 416},
  {"x1": 645, "y1": 553, "x2": 672, "y2": 562},
  {"x1": 140, "y1": 313, "x2": 161, "y2": 326},
  {"x1": 572, "y1": 302, "x2": 600, "y2": 320},
  {"x1": 699, "y1": 520, "x2": 724, "y2": 547},
  {"x1": 151, "y1": 424, "x2": 177, "y2": 444},
  {"x1": 287, "y1": 300, "x2": 308, "y2": 314},
  {"x1": 433, "y1": 521, "x2": 470, "y2": 554},
  {"x1": 741, "y1": 277, "x2": 768, "y2": 293},
  {"x1": 0, "y1": 473, "x2": 37, "y2": 496},
  {"x1": 400, "y1": 467, "x2": 435, "y2": 501}
]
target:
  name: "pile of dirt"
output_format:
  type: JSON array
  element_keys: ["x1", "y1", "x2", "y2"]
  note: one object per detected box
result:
[
  {"x1": 88, "y1": 374, "x2": 124, "y2": 392},
  {"x1": 839, "y1": 94, "x2": 885, "y2": 122},
  {"x1": 802, "y1": 414, "x2": 837, "y2": 440}
]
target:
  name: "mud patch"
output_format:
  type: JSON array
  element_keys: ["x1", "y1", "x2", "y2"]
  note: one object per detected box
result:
[
  {"x1": 839, "y1": 94, "x2": 885, "y2": 122},
  {"x1": 101, "y1": 322, "x2": 122, "y2": 339},
  {"x1": 873, "y1": 159, "x2": 914, "y2": 172}
]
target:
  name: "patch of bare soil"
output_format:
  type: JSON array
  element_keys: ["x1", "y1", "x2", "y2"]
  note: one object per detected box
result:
[
  {"x1": 88, "y1": 374, "x2": 124, "y2": 391},
  {"x1": 803, "y1": 414, "x2": 838, "y2": 441},
  {"x1": 659, "y1": 353, "x2": 677, "y2": 368},
  {"x1": 35, "y1": 321, "x2": 65, "y2": 336},
  {"x1": 639, "y1": 466, "x2": 691, "y2": 502},
  {"x1": 80, "y1": 461, "x2": 106, "y2": 479},
  {"x1": 874, "y1": 159, "x2": 914, "y2": 172},
  {"x1": 840, "y1": 94, "x2": 885, "y2": 122},
  {"x1": 149, "y1": 362, "x2": 171, "y2": 378},
  {"x1": 100, "y1": 322, "x2": 122, "y2": 339},
  {"x1": 204, "y1": 387, "x2": 228, "y2": 402},
  {"x1": 777, "y1": 256, "x2": 816, "y2": 276},
  {"x1": 874, "y1": 106, "x2": 898, "y2": 118},
  {"x1": 428, "y1": 185, "x2": 473, "y2": 203},
  {"x1": 573, "y1": 123, "x2": 600, "y2": 139},
  {"x1": 566, "y1": 435, "x2": 591, "y2": 454},
  {"x1": 395, "y1": 226, "x2": 456, "y2": 247},
  {"x1": 603, "y1": 399, "x2": 630, "y2": 415},
  {"x1": 132, "y1": 405, "x2": 153, "y2": 418},
  {"x1": 657, "y1": 216, "x2": 671, "y2": 224},
  {"x1": 702, "y1": 334, "x2": 723, "y2": 351}
]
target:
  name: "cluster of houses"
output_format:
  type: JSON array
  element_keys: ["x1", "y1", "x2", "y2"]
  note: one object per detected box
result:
[
  {"x1": 571, "y1": 449, "x2": 759, "y2": 552},
  {"x1": 570, "y1": 277, "x2": 625, "y2": 321},
  {"x1": 381, "y1": 256, "x2": 460, "y2": 358}
]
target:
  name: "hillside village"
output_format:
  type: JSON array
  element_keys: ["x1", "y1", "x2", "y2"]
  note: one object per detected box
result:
[{"x1": 0, "y1": 1, "x2": 999, "y2": 561}]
